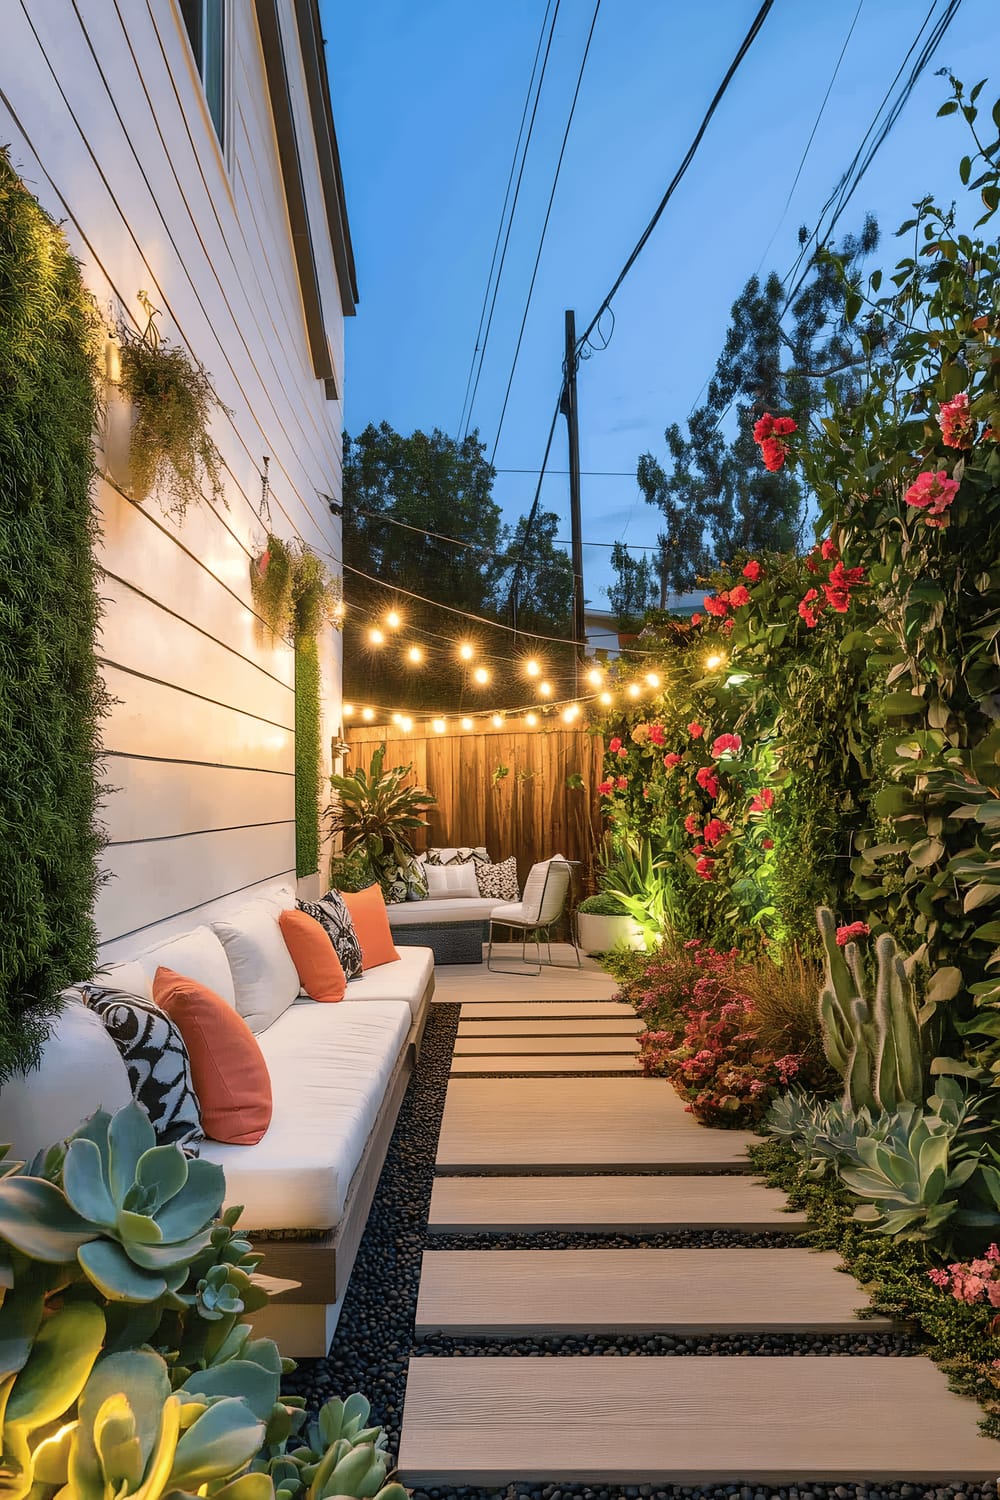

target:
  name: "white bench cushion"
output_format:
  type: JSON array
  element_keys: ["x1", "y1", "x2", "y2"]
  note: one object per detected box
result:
[
  {"x1": 387, "y1": 899, "x2": 495, "y2": 927},
  {"x1": 199, "y1": 998, "x2": 411, "y2": 1231},
  {"x1": 345, "y1": 944, "x2": 434, "y2": 1018}
]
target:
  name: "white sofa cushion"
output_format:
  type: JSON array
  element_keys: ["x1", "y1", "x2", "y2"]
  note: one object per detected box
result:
[
  {"x1": 0, "y1": 1000, "x2": 132, "y2": 1161},
  {"x1": 137, "y1": 925, "x2": 237, "y2": 1009},
  {"x1": 199, "y1": 999, "x2": 411, "y2": 1231},
  {"x1": 387, "y1": 898, "x2": 495, "y2": 926},
  {"x1": 97, "y1": 958, "x2": 154, "y2": 1003},
  {"x1": 251, "y1": 883, "x2": 297, "y2": 914},
  {"x1": 345, "y1": 945, "x2": 434, "y2": 1018},
  {"x1": 211, "y1": 903, "x2": 300, "y2": 1033},
  {"x1": 425, "y1": 862, "x2": 479, "y2": 899}
]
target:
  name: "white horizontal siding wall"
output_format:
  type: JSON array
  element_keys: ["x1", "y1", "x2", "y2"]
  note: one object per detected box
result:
[{"x1": 0, "y1": 0, "x2": 347, "y2": 958}]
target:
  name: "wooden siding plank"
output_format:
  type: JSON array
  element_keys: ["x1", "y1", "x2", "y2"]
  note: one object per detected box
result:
[
  {"x1": 101, "y1": 666, "x2": 294, "y2": 773},
  {"x1": 397, "y1": 1358, "x2": 1000, "y2": 1484},
  {"x1": 102, "y1": 758, "x2": 295, "y2": 845}
]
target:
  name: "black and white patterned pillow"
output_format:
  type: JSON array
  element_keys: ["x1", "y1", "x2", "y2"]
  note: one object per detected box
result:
[
  {"x1": 67, "y1": 983, "x2": 203, "y2": 1154},
  {"x1": 298, "y1": 893, "x2": 364, "y2": 980},
  {"x1": 425, "y1": 846, "x2": 489, "y2": 866},
  {"x1": 475, "y1": 856, "x2": 519, "y2": 902}
]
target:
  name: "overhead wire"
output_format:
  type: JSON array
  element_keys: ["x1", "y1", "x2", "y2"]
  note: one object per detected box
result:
[
  {"x1": 347, "y1": 500, "x2": 661, "y2": 560},
  {"x1": 459, "y1": 0, "x2": 562, "y2": 440}
]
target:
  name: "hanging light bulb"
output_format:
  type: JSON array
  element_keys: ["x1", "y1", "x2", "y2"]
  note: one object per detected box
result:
[
  {"x1": 562, "y1": 703, "x2": 580, "y2": 724},
  {"x1": 599, "y1": 690, "x2": 613, "y2": 707},
  {"x1": 473, "y1": 666, "x2": 490, "y2": 685},
  {"x1": 525, "y1": 712, "x2": 538, "y2": 727},
  {"x1": 586, "y1": 666, "x2": 604, "y2": 687},
  {"x1": 705, "y1": 652, "x2": 725, "y2": 670},
  {"x1": 343, "y1": 703, "x2": 354, "y2": 717},
  {"x1": 645, "y1": 671, "x2": 661, "y2": 689},
  {"x1": 400, "y1": 715, "x2": 414, "y2": 732},
  {"x1": 539, "y1": 680, "x2": 552, "y2": 697},
  {"x1": 368, "y1": 627, "x2": 385, "y2": 647},
  {"x1": 458, "y1": 641, "x2": 475, "y2": 661},
  {"x1": 460, "y1": 716, "x2": 474, "y2": 731},
  {"x1": 627, "y1": 682, "x2": 642, "y2": 699},
  {"x1": 332, "y1": 599, "x2": 346, "y2": 622},
  {"x1": 432, "y1": 718, "x2": 447, "y2": 734},
  {"x1": 391, "y1": 712, "x2": 403, "y2": 726},
  {"x1": 386, "y1": 609, "x2": 402, "y2": 629},
  {"x1": 362, "y1": 707, "x2": 374, "y2": 722},
  {"x1": 407, "y1": 645, "x2": 424, "y2": 665},
  {"x1": 491, "y1": 713, "x2": 504, "y2": 729},
  {"x1": 524, "y1": 658, "x2": 541, "y2": 678}
]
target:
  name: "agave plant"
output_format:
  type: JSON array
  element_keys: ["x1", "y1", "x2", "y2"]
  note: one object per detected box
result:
[
  {"x1": 597, "y1": 835, "x2": 672, "y2": 949},
  {"x1": 325, "y1": 744, "x2": 435, "y2": 892}
]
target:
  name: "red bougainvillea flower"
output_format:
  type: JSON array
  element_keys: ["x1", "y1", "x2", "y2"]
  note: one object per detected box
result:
[
  {"x1": 723, "y1": 617, "x2": 735, "y2": 634},
  {"x1": 690, "y1": 611, "x2": 703, "y2": 626},
  {"x1": 749, "y1": 787, "x2": 775, "y2": 813},
  {"x1": 648, "y1": 723, "x2": 666, "y2": 747},
  {"x1": 805, "y1": 554, "x2": 819, "y2": 574},
  {"x1": 691, "y1": 842, "x2": 705, "y2": 855},
  {"x1": 643, "y1": 784, "x2": 651, "y2": 800},
  {"x1": 905, "y1": 469, "x2": 959, "y2": 527},
  {"x1": 695, "y1": 766, "x2": 719, "y2": 798},
  {"x1": 608, "y1": 737, "x2": 622, "y2": 753},
  {"x1": 615, "y1": 776, "x2": 628, "y2": 791},
  {"x1": 836, "y1": 921, "x2": 870, "y2": 947},
  {"x1": 694, "y1": 855, "x2": 715, "y2": 881},
  {"x1": 753, "y1": 413, "x2": 797, "y2": 472},
  {"x1": 727, "y1": 584, "x2": 751, "y2": 607},
  {"x1": 753, "y1": 413, "x2": 775, "y2": 442},
  {"x1": 742, "y1": 559, "x2": 762, "y2": 582},
  {"x1": 702, "y1": 817, "x2": 731, "y2": 847},
  {"x1": 684, "y1": 812, "x2": 701, "y2": 836},
  {"x1": 617, "y1": 746, "x2": 629, "y2": 759},
  {"x1": 711, "y1": 732, "x2": 742, "y2": 758},
  {"x1": 761, "y1": 837, "x2": 775, "y2": 850},
  {"x1": 598, "y1": 779, "x2": 613, "y2": 796},
  {"x1": 688, "y1": 722, "x2": 704, "y2": 738},
  {"x1": 937, "y1": 391, "x2": 973, "y2": 449},
  {"x1": 704, "y1": 593, "x2": 730, "y2": 617},
  {"x1": 663, "y1": 752, "x2": 683, "y2": 770},
  {"x1": 820, "y1": 538, "x2": 839, "y2": 561},
  {"x1": 798, "y1": 588, "x2": 823, "y2": 628},
  {"x1": 823, "y1": 561, "x2": 866, "y2": 613}
]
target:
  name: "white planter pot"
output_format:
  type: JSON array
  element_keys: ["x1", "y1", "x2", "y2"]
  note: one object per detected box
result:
[{"x1": 576, "y1": 911, "x2": 645, "y2": 956}]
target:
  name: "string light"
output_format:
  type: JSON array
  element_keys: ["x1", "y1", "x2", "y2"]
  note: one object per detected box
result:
[
  {"x1": 362, "y1": 707, "x2": 374, "y2": 722},
  {"x1": 586, "y1": 666, "x2": 604, "y2": 687},
  {"x1": 386, "y1": 609, "x2": 402, "y2": 629},
  {"x1": 432, "y1": 718, "x2": 447, "y2": 733},
  {"x1": 525, "y1": 711, "x2": 538, "y2": 726},
  {"x1": 473, "y1": 666, "x2": 490, "y2": 685},
  {"x1": 599, "y1": 691, "x2": 612, "y2": 706},
  {"x1": 524, "y1": 658, "x2": 541, "y2": 678},
  {"x1": 400, "y1": 715, "x2": 414, "y2": 732},
  {"x1": 491, "y1": 713, "x2": 504, "y2": 729},
  {"x1": 458, "y1": 641, "x2": 475, "y2": 661},
  {"x1": 705, "y1": 652, "x2": 725, "y2": 670},
  {"x1": 391, "y1": 712, "x2": 403, "y2": 725},
  {"x1": 461, "y1": 716, "x2": 474, "y2": 730},
  {"x1": 343, "y1": 703, "x2": 354, "y2": 717},
  {"x1": 627, "y1": 682, "x2": 642, "y2": 699},
  {"x1": 368, "y1": 627, "x2": 385, "y2": 646},
  {"x1": 645, "y1": 672, "x2": 661, "y2": 689},
  {"x1": 562, "y1": 703, "x2": 580, "y2": 724},
  {"x1": 407, "y1": 645, "x2": 424, "y2": 665},
  {"x1": 539, "y1": 681, "x2": 553, "y2": 697}
]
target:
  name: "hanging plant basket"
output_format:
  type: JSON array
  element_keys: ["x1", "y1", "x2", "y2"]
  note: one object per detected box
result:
[{"x1": 250, "y1": 532, "x2": 343, "y2": 644}]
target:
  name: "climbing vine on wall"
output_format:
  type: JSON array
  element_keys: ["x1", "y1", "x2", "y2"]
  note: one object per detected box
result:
[{"x1": 0, "y1": 150, "x2": 108, "y2": 1080}]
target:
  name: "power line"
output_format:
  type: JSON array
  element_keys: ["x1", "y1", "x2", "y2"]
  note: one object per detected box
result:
[
  {"x1": 460, "y1": 0, "x2": 562, "y2": 440},
  {"x1": 490, "y1": 0, "x2": 602, "y2": 464},
  {"x1": 496, "y1": 467, "x2": 637, "y2": 475},
  {"x1": 348, "y1": 500, "x2": 661, "y2": 559}
]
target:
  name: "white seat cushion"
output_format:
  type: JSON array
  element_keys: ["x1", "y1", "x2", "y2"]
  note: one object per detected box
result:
[
  {"x1": 490, "y1": 900, "x2": 530, "y2": 926},
  {"x1": 137, "y1": 925, "x2": 237, "y2": 1008},
  {"x1": 388, "y1": 898, "x2": 495, "y2": 926},
  {"x1": 199, "y1": 999, "x2": 411, "y2": 1231},
  {"x1": 345, "y1": 945, "x2": 434, "y2": 1018},
  {"x1": 211, "y1": 903, "x2": 300, "y2": 1033}
]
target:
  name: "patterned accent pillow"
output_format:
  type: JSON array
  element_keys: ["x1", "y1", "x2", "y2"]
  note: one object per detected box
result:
[
  {"x1": 385, "y1": 855, "x2": 428, "y2": 905},
  {"x1": 298, "y1": 893, "x2": 364, "y2": 980},
  {"x1": 68, "y1": 983, "x2": 203, "y2": 1153},
  {"x1": 425, "y1": 846, "x2": 490, "y2": 866},
  {"x1": 475, "y1": 856, "x2": 519, "y2": 902}
]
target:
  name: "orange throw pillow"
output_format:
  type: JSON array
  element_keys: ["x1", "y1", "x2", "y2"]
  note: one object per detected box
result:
[
  {"x1": 340, "y1": 884, "x2": 400, "y2": 970},
  {"x1": 278, "y1": 908, "x2": 346, "y2": 1002},
  {"x1": 153, "y1": 967, "x2": 272, "y2": 1146}
]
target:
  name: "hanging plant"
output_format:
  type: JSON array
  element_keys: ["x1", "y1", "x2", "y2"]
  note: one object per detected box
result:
[
  {"x1": 250, "y1": 533, "x2": 295, "y2": 641},
  {"x1": 116, "y1": 293, "x2": 229, "y2": 517},
  {"x1": 250, "y1": 532, "x2": 342, "y2": 643}
]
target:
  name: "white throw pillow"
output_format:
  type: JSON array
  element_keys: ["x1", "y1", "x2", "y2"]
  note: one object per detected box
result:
[
  {"x1": 97, "y1": 958, "x2": 154, "y2": 1003},
  {"x1": 211, "y1": 903, "x2": 300, "y2": 1033},
  {"x1": 138, "y1": 926, "x2": 237, "y2": 1008},
  {"x1": 425, "y1": 862, "x2": 480, "y2": 899}
]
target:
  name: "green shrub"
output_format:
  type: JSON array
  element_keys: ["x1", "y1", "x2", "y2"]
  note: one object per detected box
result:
[
  {"x1": 0, "y1": 150, "x2": 108, "y2": 1081},
  {"x1": 578, "y1": 892, "x2": 625, "y2": 916},
  {"x1": 295, "y1": 635, "x2": 321, "y2": 877}
]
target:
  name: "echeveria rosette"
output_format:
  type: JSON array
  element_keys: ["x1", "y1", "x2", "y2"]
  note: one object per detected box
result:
[{"x1": 62, "y1": 1103, "x2": 226, "y2": 1303}]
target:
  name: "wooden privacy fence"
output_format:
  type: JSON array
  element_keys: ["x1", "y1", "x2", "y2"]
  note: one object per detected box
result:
[{"x1": 343, "y1": 723, "x2": 605, "y2": 890}]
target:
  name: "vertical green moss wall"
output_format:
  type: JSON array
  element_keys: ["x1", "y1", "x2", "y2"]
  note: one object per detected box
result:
[
  {"x1": 294, "y1": 634, "x2": 321, "y2": 877},
  {"x1": 0, "y1": 151, "x2": 107, "y2": 1080}
]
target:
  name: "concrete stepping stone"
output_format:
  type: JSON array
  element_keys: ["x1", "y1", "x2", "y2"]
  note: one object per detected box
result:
[
  {"x1": 415, "y1": 1247, "x2": 881, "y2": 1335},
  {"x1": 427, "y1": 1173, "x2": 809, "y2": 1233},
  {"x1": 453, "y1": 1034, "x2": 639, "y2": 1055},
  {"x1": 459, "y1": 1001, "x2": 635, "y2": 1018},
  {"x1": 397, "y1": 1356, "x2": 1000, "y2": 1485},
  {"x1": 457, "y1": 1017, "x2": 642, "y2": 1037},
  {"x1": 450, "y1": 1054, "x2": 642, "y2": 1076},
  {"x1": 436, "y1": 1078, "x2": 755, "y2": 1173}
]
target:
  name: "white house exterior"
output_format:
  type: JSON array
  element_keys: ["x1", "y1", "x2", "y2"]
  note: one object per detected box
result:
[{"x1": 1, "y1": 0, "x2": 355, "y2": 956}]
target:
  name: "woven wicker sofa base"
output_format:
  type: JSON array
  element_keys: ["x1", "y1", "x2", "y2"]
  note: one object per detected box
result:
[{"x1": 395, "y1": 919, "x2": 486, "y2": 965}]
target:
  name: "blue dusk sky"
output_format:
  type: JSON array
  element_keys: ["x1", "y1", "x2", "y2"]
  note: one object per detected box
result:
[{"x1": 324, "y1": 0, "x2": 991, "y2": 607}]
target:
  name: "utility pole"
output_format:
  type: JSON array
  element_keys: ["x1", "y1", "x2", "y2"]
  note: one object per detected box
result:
[{"x1": 560, "y1": 309, "x2": 585, "y2": 694}]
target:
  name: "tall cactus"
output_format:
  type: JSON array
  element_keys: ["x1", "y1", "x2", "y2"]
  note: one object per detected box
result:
[{"x1": 816, "y1": 907, "x2": 924, "y2": 1114}]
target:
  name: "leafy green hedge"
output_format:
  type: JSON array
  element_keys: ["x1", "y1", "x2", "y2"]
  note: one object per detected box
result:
[
  {"x1": 0, "y1": 151, "x2": 107, "y2": 1080},
  {"x1": 294, "y1": 634, "x2": 321, "y2": 877}
]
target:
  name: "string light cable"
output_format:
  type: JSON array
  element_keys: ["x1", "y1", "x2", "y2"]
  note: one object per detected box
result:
[
  {"x1": 346, "y1": 500, "x2": 664, "y2": 562},
  {"x1": 457, "y1": 0, "x2": 559, "y2": 439}
]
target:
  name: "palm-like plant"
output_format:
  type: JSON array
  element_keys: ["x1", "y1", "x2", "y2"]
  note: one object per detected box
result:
[{"x1": 325, "y1": 745, "x2": 436, "y2": 892}]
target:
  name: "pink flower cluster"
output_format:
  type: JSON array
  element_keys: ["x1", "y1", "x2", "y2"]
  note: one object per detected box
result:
[
  {"x1": 798, "y1": 554, "x2": 866, "y2": 628},
  {"x1": 928, "y1": 1246, "x2": 1000, "y2": 1307},
  {"x1": 752, "y1": 412, "x2": 798, "y2": 471},
  {"x1": 904, "y1": 470, "x2": 959, "y2": 529},
  {"x1": 937, "y1": 391, "x2": 973, "y2": 450},
  {"x1": 836, "y1": 921, "x2": 870, "y2": 947}
]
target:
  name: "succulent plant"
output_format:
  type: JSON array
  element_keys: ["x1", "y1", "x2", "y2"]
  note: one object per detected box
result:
[
  {"x1": 816, "y1": 906, "x2": 925, "y2": 1113},
  {"x1": 252, "y1": 1395, "x2": 407, "y2": 1500}
]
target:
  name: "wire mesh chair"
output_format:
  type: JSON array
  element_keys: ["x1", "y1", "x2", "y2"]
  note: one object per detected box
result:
[{"x1": 486, "y1": 857, "x2": 581, "y2": 975}]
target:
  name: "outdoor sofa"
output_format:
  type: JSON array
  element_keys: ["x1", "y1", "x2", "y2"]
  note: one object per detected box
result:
[{"x1": 0, "y1": 882, "x2": 434, "y2": 1357}]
